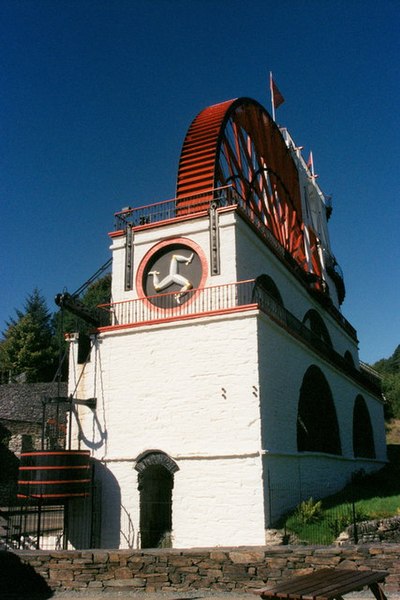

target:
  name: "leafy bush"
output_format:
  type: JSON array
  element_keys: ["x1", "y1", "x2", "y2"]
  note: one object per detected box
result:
[
  {"x1": 294, "y1": 497, "x2": 322, "y2": 524},
  {"x1": 327, "y1": 514, "x2": 352, "y2": 538}
]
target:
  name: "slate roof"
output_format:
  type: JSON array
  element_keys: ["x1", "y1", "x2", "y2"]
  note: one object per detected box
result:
[{"x1": 0, "y1": 382, "x2": 68, "y2": 423}]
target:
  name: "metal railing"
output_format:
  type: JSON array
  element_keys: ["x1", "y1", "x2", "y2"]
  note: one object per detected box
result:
[
  {"x1": 253, "y1": 287, "x2": 380, "y2": 395},
  {"x1": 0, "y1": 482, "x2": 101, "y2": 551},
  {"x1": 113, "y1": 186, "x2": 355, "y2": 340},
  {"x1": 114, "y1": 186, "x2": 237, "y2": 230},
  {"x1": 1, "y1": 504, "x2": 64, "y2": 550},
  {"x1": 115, "y1": 186, "x2": 288, "y2": 264},
  {"x1": 99, "y1": 281, "x2": 380, "y2": 396},
  {"x1": 99, "y1": 279, "x2": 256, "y2": 327},
  {"x1": 360, "y1": 361, "x2": 382, "y2": 385}
]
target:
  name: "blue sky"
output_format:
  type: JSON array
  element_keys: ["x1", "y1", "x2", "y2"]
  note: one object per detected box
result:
[{"x1": 1, "y1": 0, "x2": 399, "y2": 364}]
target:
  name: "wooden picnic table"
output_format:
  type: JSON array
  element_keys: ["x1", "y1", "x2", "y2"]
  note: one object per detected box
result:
[{"x1": 253, "y1": 568, "x2": 388, "y2": 600}]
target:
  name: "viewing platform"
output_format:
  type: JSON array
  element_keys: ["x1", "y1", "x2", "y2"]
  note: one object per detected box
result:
[
  {"x1": 98, "y1": 279, "x2": 381, "y2": 397},
  {"x1": 113, "y1": 186, "x2": 349, "y2": 334}
]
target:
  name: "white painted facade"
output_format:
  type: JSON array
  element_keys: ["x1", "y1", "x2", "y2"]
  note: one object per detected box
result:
[
  {"x1": 67, "y1": 198, "x2": 387, "y2": 548},
  {"x1": 64, "y1": 99, "x2": 386, "y2": 549}
]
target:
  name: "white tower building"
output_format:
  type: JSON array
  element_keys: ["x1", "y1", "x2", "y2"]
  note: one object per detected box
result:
[{"x1": 66, "y1": 98, "x2": 386, "y2": 549}]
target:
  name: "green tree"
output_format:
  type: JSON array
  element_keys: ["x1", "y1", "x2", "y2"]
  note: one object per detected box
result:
[
  {"x1": 81, "y1": 273, "x2": 111, "y2": 311},
  {"x1": 382, "y1": 373, "x2": 400, "y2": 419},
  {"x1": 0, "y1": 289, "x2": 58, "y2": 382},
  {"x1": 374, "y1": 345, "x2": 400, "y2": 375},
  {"x1": 373, "y1": 345, "x2": 400, "y2": 419}
]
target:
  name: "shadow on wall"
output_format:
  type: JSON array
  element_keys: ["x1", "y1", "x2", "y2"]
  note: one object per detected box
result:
[
  {"x1": 0, "y1": 551, "x2": 53, "y2": 599},
  {"x1": 67, "y1": 459, "x2": 122, "y2": 549},
  {"x1": 73, "y1": 405, "x2": 108, "y2": 451},
  {"x1": 95, "y1": 461, "x2": 122, "y2": 548}
]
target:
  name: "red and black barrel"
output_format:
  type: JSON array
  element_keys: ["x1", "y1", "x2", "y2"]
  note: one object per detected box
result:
[{"x1": 17, "y1": 450, "x2": 91, "y2": 499}]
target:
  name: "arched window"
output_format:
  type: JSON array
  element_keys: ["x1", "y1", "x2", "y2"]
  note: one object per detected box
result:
[
  {"x1": 353, "y1": 395, "x2": 375, "y2": 458},
  {"x1": 297, "y1": 365, "x2": 341, "y2": 454},
  {"x1": 135, "y1": 451, "x2": 178, "y2": 549},
  {"x1": 344, "y1": 351, "x2": 355, "y2": 367},
  {"x1": 302, "y1": 309, "x2": 333, "y2": 348},
  {"x1": 253, "y1": 274, "x2": 284, "y2": 307}
]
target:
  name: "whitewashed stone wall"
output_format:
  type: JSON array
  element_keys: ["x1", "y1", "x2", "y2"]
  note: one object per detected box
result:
[
  {"x1": 256, "y1": 311, "x2": 386, "y2": 523},
  {"x1": 110, "y1": 211, "x2": 239, "y2": 304},
  {"x1": 234, "y1": 214, "x2": 359, "y2": 361},
  {"x1": 66, "y1": 208, "x2": 386, "y2": 549},
  {"x1": 69, "y1": 312, "x2": 267, "y2": 547},
  {"x1": 111, "y1": 210, "x2": 359, "y2": 365}
]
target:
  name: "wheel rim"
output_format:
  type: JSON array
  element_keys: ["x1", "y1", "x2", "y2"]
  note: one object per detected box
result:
[{"x1": 176, "y1": 97, "x2": 307, "y2": 269}]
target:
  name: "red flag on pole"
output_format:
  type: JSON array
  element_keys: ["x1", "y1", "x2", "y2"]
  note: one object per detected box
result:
[
  {"x1": 269, "y1": 72, "x2": 284, "y2": 121},
  {"x1": 271, "y1": 77, "x2": 284, "y2": 109}
]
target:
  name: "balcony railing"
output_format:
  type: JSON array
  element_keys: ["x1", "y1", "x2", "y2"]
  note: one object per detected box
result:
[
  {"x1": 98, "y1": 280, "x2": 381, "y2": 397},
  {"x1": 100, "y1": 280, "x2": 255, "y2": 327},
  {"x1": 114, "y1": 185, "x2": 237, "y2": 230},
  {"x1": 114, "y1": 186, "x2": 354, "y2": 340}
]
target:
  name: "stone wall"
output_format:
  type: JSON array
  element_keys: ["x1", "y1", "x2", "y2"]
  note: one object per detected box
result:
[
  {"x1": 14, "y1": 545, "x2": 400, "y2": 593},
  {"x1": 340, "y1": 517, "x2": 400, "y2": 545}
]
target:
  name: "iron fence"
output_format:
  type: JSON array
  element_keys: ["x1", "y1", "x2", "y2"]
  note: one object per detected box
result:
[
  {"x1": 0, "y1": 483, "x2": 101, "y2": 551},
  {"x1": 1, "y1": 504, "x2": 64, "y2": 550},
  {"x1": 269, "y1": 482, "x2": 370, "y2": 545}
]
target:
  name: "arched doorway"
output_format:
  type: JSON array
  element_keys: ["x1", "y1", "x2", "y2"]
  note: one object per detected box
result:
[{"x1": 135, "y1": 451, "x2": 178, "y2": 548}]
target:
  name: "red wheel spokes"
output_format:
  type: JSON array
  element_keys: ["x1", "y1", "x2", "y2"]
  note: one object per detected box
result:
[{"x1": 176, "y1": 98, "x2": 320, "y2": 277}]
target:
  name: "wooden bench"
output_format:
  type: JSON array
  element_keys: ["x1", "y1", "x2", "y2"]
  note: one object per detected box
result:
[{"x1": 253, "y1": 568, "x2": 388, "y2": 600}]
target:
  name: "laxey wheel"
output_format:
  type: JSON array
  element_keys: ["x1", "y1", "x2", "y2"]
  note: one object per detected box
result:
[{"x1": 176, "y1": 97, "x2": 317, "y2": 278}]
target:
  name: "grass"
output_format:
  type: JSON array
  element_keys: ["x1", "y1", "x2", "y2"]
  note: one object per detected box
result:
[{"x1": 279, "y1": 451, "x2": 400, "y2": 544}]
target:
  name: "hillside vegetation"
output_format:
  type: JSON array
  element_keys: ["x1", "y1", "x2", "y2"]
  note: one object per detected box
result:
[{"x1": 372, "y1": 345, "x2": 400, "y2": 442}]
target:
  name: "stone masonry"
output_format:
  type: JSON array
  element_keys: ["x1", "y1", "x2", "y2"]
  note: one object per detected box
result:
[{"x1": 13, "y1": 545, "x2": 400, "y2": 593}]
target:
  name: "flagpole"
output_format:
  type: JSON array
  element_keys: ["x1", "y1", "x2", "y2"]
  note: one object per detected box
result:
[
  {"x1": 307, "y1": 151, "x2": 316, "y2": 178},
  {"x1": 269, "y1": 72, "x2": 276, "y2": 121}
]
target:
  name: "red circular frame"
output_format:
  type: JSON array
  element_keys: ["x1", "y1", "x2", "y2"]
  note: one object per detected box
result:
[{"x1": 136, "y1": 237, "x2": 208, "y2": 310}]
